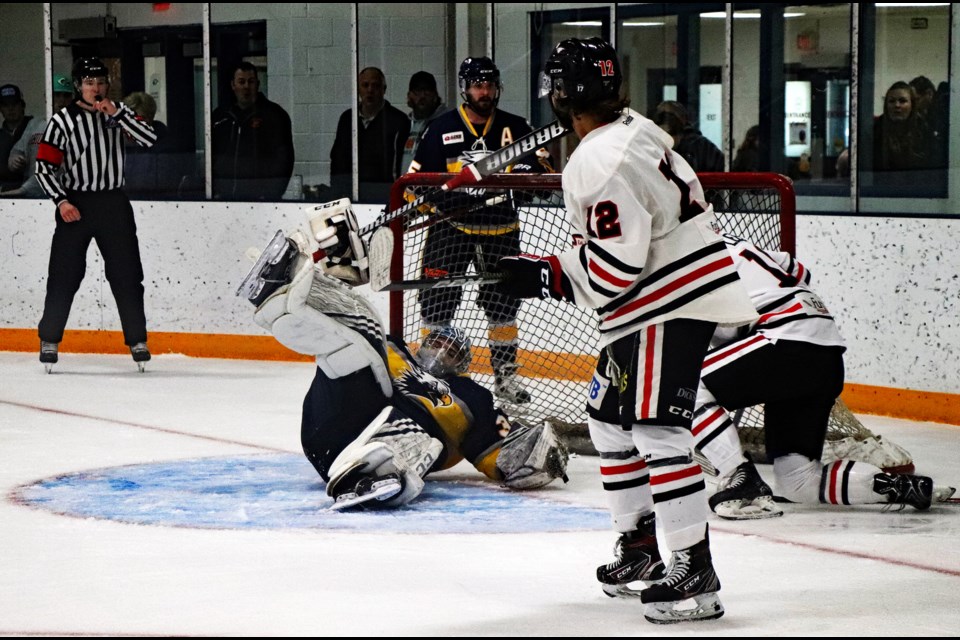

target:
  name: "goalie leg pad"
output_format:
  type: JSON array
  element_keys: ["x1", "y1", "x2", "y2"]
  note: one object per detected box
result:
[
  {"x1": 326, "y1": 406, "x2": 443, "y2": 509},
  {"x1": 496, "y1": 421, "x2": 569, "y2": 489},
  {"x1": 254, "y1": 264, "x2": 392, "y2": 396}
]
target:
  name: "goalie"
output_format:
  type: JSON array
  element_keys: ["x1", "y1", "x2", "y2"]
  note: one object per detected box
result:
[
  {"x1": 237, "y1": 199, "x2": 568, "y2": 511},
  {"x1": 692, "y1": 234, "x2": 949, "y2": 519}
]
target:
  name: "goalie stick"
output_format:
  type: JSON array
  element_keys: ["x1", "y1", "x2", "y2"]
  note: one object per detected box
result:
[
  {"x1": 358, "y1": 120, "x2": 569, "y2": 239},
  {"x1": 368, "y1": 225, "x2": 504, "y2": 292}
]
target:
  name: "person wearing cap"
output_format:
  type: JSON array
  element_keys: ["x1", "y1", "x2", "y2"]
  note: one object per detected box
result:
[
  {"x1": 401, "y1": 71, "x2": 445, "y2": 173},
  {"x1": 0, "y1": 83, "x2": 33, "y2": 191},
  {"x1": 329, "y1": 66, "x2": 411, "y2": 202},
  {"x1": 653, "y1": 100, "x2": 724, "y2": 173},
  {"x1": 2, "y1": 74, "x2": 73, "y2": 198}
]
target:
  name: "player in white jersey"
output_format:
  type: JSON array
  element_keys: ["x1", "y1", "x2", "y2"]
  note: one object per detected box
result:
[
  {"x1": 493, "y1": 38, "x2": 757, "y2": 624},
  {"x1": 692, "y1": 234, "x2": 939, "y2": 518}
]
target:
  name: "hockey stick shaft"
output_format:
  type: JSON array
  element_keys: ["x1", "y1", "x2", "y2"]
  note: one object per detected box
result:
[
  {"x1": 359, "y1": 120, "x2": 568, "y2": 238},
  {"x1": 379, "y1": 272, "x2": 505, "y2": 291}
]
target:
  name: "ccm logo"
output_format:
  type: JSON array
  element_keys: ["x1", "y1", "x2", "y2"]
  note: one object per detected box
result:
[{"x1": 668, "y1": 406, "x2": 693, "y2": 420}]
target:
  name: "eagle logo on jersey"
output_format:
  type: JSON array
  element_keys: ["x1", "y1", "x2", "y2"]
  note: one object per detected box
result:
[{"x1": 395, "y1": 368, "x2": 455, "y2": 409}]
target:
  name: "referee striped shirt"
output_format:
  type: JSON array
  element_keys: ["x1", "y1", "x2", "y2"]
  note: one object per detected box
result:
[{"x1": 36, "y1": 101, "x2": 156, "y2": 204}]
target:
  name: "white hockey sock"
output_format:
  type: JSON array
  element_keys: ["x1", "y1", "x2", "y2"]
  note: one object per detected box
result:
[
  {"x1": 589, "y1": 417, "x2": 654, "y2": 533},
  {"x1": 692, "y1": 401, "x2": 747, "y2": 478},
  {"x1": 634, "y1": 424, "x2": 708, "y2": 551},
  {"x1": 774, "y1": 454, "x2": 885, "y2": 505}
]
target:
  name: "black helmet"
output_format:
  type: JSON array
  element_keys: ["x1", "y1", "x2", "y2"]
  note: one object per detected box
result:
[
  {"x1": 541, "y1": 37, "x2": 621, "y2": 112},
  {"x1": 458, "y1": 56, "x2": 501, "y2": 94},
  {"x1": 72, "y1": 57, "x2": 109, "y2": 93}
]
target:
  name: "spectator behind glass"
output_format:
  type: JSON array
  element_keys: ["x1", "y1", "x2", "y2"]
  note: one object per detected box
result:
[
  {"x1": 329, "y1": 67, "x2": 411, "y2": 202},
  {"x1": 122, "y1": 91, "x2": 177, "y2": 199},
  {"x1": 873, "y1": 81, "x2": 933, "y2": 172},
  {"x1": 0, "y1": 83, "x2": 33, "y2": 191},
  {"x1": 909, "y1": 75, "x2": 946, "y2": 169},
  {"x1": 732, "y1": 125, "x2": 761, "y2": 172},
  {"x1": 3, "y1": 74, "x2": 73, "y2": 198},
  {"x1": 401, "y1": 71, "x2": 444, "y2": 173},
  {"x1": 211, "y1": 62, "x2": 295, "y2": 201},
  {"x1": 653, "y1": 101, "x2": 724, "y2": 173}
]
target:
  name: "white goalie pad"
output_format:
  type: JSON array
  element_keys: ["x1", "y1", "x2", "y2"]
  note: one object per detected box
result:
[
  {"x1": 306, "y1": 198, "x2": 369, "y2": 285},
  {"x1": 822, "y1": 435, "x2": 914, "y2": 474},
  {"x1": 326, "y1": 406, "x2": 444, "y2": 510},
  {"x1": 496, "y1": 421, "x2": 569, "y2": 490},
  {"x1": 253, "y1": 257, "x2": 391, "y2": 396}
]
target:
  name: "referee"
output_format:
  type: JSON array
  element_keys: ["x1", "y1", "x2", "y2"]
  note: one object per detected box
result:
[{"x1": 36, "y1": 57, "x2": 157, "y2": 371}]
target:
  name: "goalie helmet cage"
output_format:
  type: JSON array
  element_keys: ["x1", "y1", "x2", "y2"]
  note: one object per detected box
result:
[{"x1": 385, "y1": 172, "x2": 891, "y2": 464}]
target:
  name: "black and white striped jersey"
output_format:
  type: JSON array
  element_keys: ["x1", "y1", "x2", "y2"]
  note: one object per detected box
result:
[
  {"x1": 555, "y1": 108, "x2": 756, "y2": 346},
  {"x1": 716, "y1": 233, "x2": 845, "y2": 348},
  {"x1": 36, "y1": 101, "x2": 156, "y2": 204}
]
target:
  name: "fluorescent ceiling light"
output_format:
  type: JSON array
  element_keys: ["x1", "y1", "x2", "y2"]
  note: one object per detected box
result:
[
  {"x1": 876, "y1": 3, "x2": 949, "y2": 6},
  {"x1": 561, "y1": 21, "x2": 602, "y2": 27},
  {"x1": 701, "y1": 11, "x2": 806, "y2": 19},
  {"x1": 623, "y1": 21, "x2": 666, "y2": 27}
]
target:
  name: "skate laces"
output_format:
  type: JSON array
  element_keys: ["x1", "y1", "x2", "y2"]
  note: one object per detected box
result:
[{"x1": 659, "y1": 549, "x2": 692, "y2": 588}]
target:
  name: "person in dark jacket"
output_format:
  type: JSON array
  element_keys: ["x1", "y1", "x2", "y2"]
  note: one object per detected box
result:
[
  {"x1": 212, "y1": 62, "x2": 294, "y2": 201},
  {"x1": 654, "y1": 100, "x2": 724, "y2": 173},
  {"x1": 329, "y1": 67, "x2": 411, "y2": 202}
]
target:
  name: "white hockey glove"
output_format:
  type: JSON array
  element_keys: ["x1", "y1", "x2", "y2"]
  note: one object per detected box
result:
[
  {"x1": 496, "y1": 421, "x2": 569, "y2": 490},
  {"x1": 305, "y1": 198, "x2": 369, "y2": 285}
]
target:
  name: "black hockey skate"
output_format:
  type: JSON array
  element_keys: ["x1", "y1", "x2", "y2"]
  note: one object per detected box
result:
[
  {"x1": 39, "y1": 341, "x2": 58, "y2": 374},
  {"x1": 597, "y1": 514, "x2": 666, "y2": 598},
  {"x1": 236, "y1": 230, "x2": 300, "y2": 306},
  {"x1": 130, "y1": 342, "x2": 151, "y2": 373},
  {"x1": 640, "y1": 532, "x2": 724, "y2": 624},
  {"x1": 709, "y1": 460, "x2": 783, "y2": 520},
  {"x1": 874, "y1": 472, "x2": 933, "y2": 511}
]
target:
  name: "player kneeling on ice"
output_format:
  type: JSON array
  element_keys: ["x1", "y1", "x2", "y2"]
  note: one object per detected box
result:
[
  {"x1": 237, "y1": 199, "x2": 568, "y2": 511},
  {"x1": 691, "y1": 234, "x2": 954, "y2": 519}
]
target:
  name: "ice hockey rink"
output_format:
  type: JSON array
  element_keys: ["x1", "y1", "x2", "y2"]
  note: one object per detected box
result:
[{"x1": 1, "y1": 350, "x2": 957, "y2": 637}]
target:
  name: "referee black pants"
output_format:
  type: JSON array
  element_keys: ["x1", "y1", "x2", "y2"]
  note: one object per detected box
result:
[{"x1": 38, "y1": 189, "x2": 147, "y2": 346}]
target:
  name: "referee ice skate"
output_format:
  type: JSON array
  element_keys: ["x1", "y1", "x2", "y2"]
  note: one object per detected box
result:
[{"x1": 35, "y1": 57, "x2": 157, "y2": 372}]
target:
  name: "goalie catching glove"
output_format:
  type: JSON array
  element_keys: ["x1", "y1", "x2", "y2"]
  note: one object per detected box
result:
[
  {"x1": 495, "y1": 254, "x2": 571, "y2": 301},
  {"x1": 496, "y1": 420, "x2": 570, "y2": 489},
  {"x1": 306, "y1": 198, "x2": 369, "y2": 285}
]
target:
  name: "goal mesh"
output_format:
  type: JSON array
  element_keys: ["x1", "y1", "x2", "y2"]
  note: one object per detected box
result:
[{"x1": 386, "y1": 172, "x2": 894, "y2": 464}]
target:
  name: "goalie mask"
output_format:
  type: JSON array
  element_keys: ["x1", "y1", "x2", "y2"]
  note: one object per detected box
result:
[{"x1": 416, "y1": 326, "x2": 472, "y2": 378}]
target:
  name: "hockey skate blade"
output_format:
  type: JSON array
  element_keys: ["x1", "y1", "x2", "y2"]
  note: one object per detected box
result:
[
  {"x1": 933, "y1": 485, "x2": 957, "y2": 503},
  {"x1": 643, "y1": 593, "x2": 724, "y2": 624},
  {"x1": 43, "y1": 363, "x2": 54, "y2": 374},
  {"x1": 236, "y1": 230, "x2": 289, "y2": 299},
  {"x1": 601, "y1": 582, "x2": 653, "y2": 599},
  {"x1": 713, "y1": 496, "x2": 784, "y2": 520},
  {"x1": 328, "y1": 477, "x2": 402, "y2": 512}
]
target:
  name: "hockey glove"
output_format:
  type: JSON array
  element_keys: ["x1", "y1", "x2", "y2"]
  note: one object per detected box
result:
[
  {"x1": 496, "y1": 255, "x2": 568, "y2": 300},
  {"x1": 306, "y1": 198, "x2": 369, "y2": 285},
  {"x1": 496, "y1": 421, "x2": 569, "y2": 490}
]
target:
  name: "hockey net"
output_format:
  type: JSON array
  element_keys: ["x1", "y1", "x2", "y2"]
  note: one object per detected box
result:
[{"x1": 386, "y1": 172, "x2": 912, "y2": 472}]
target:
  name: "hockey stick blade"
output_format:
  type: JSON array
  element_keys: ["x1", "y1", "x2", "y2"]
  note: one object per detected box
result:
[
  {"x1": 360, "y1": 120, "x2": 569, "y2": 238},
  {"x1": 378, "y1": 272, "x2": 505, "y2": 292}
]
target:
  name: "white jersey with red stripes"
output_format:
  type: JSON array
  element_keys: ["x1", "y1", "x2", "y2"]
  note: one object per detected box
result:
[
  {"x1": 556, "y1": 108, "x2": 756, "y2": 347},
  {"x1": 718, "y1": 234, "x2": 845, "y2": 348}
]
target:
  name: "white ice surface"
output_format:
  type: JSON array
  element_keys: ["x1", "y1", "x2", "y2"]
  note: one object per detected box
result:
[{"x1": 0, "y1": 351, "x2": 958, "y2": 636}]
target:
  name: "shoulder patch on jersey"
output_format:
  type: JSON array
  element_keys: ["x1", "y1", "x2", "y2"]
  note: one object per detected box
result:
[
  {"x1": 396, "y1": 368, "x2": 455, "y2": 409},
  {"x1": 443, "y1": 131, "x2": 464, "y2": 145}
]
